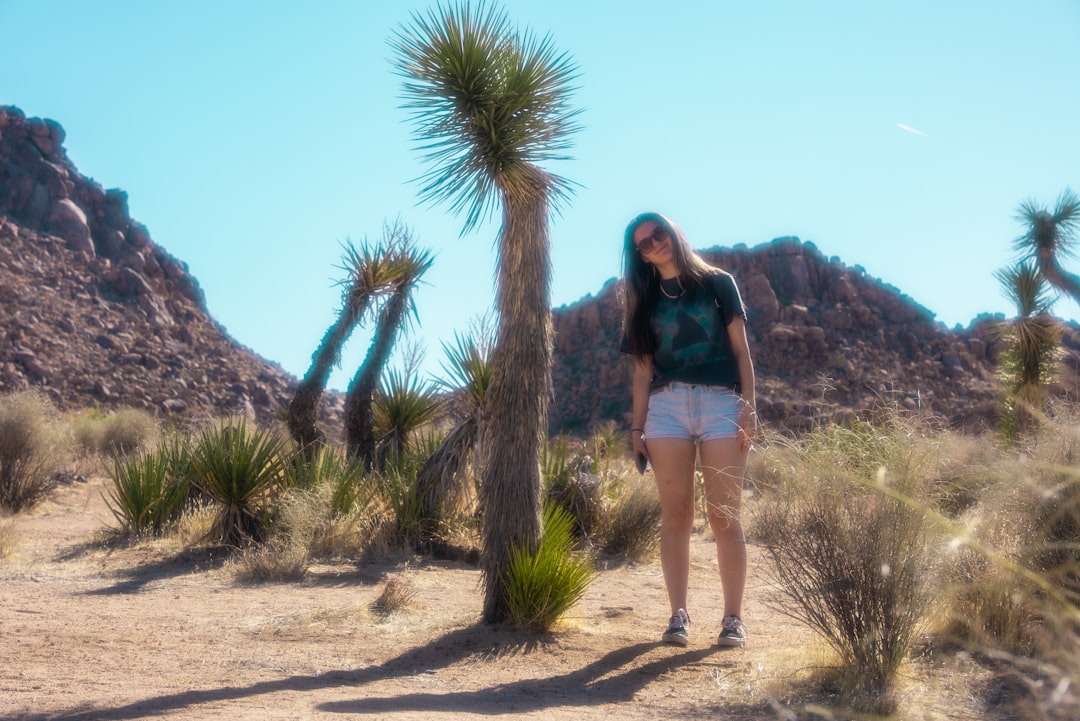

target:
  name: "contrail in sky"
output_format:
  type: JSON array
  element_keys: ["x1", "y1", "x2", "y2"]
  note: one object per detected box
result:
[{"x1": 897, "y1": 123, "x2": 928, "y2": 137}]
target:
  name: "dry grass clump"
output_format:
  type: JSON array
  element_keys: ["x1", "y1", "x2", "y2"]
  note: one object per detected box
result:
[
  {"x1": 0, "y1": 390, "x2": 72, "y2": 512},
  {"x1": 230, "y1": 538, "x2": 309, "y2": 583},
  {"x1": 371, "y1": 576, "x2": 417, "y2": 615}
]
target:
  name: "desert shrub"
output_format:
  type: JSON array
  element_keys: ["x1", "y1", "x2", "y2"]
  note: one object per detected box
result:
[
  {"x1": 0, "y1": 390, "x2": 71, "y2": 512},
  {"x1": 105, "y1": 445, "x2": 191, "y2": 537},
  {"x1": 598, "y1": 472, "x2": 660, "y2": 562},
  {"x1": 504, "y1": 503, "x2": 594, "y2": 632},
  {"x1": 188, "y1": 418, "x2": 289, "y2": 547},
  {"x1": 752, "y1": 416, "x2": 943, "y2": 711},
  {"x1": 284, "y1": 444, "x2": 370, "y2": 517},
  {"x1": 74, "y1": 408, "x2": 159, "y2": 457},
  {"x1": 99, "y1": 408, "x2": 160, "y2": 456},
  {"x1": 544, "y1": 435, "x2": 605, "y2": 539}
]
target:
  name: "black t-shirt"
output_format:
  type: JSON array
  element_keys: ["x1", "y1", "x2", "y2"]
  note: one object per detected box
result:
[{"x1": 623, "y1": 270, "x2": 747, "y2": 391}]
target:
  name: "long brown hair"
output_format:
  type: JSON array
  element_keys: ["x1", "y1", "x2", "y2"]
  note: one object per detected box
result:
[{"x1": 621, "y1": 212, "x2": 714, "y2": 361}]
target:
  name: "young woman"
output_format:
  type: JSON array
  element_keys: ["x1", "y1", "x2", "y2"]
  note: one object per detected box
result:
[{"x1": 621, "y1": 211, "x2": 757, "y2": 647}]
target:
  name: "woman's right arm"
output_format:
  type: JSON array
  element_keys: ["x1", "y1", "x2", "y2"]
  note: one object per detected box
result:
[{"x1": 631, "y1": 356, "x2": 653, "y2": 459}]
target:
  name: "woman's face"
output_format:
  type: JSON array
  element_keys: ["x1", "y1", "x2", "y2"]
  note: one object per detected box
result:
[{"x1": 632, "y1": 221, "x2": 674, "y2": 265}]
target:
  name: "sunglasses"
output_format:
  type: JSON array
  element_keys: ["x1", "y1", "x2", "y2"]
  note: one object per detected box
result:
[{"x1": 635, "y1": 225, "x2": 671, "y2": 254}]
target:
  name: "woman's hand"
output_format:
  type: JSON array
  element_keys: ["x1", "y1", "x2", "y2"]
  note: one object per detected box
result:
[
  {"x1": 737, "y1": 403, "x2": 757, "y2": 453},
  {"x1": 632, "y1": 429, "x2": 649, "y2": 459}
]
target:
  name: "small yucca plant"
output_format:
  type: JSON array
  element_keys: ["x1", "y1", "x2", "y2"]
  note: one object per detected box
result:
[
  {"x1": 188, "y1": 419, "x2": 289, "y2": 547},
  {"x1": 105, "y1": 446, "x2": 191, "y2": 537},
  {"x1": 504, "y1": 503, "x2": 593, "y2": 632}
]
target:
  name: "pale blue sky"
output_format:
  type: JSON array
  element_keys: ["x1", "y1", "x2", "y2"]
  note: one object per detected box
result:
[{"x1": 3, "y1": 0, "x2": 1078, "y2": 390}]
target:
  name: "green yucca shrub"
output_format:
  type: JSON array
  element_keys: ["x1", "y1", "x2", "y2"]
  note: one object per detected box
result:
[
  {"x1": 105, "y1": 445, "x2": 191, "y2": 537},
  {"x1": 0, "y1": 390, "x2": 71, "y2": 512},
  {"x1": 188, "y1": 418, "x2": 289, "y2": 547},
  {"x1": 373, "y1": 441, "x2": 432, "y2": 549},
  {"x1": 504, "y1": 503, "x2": 594, "y2": 632}
]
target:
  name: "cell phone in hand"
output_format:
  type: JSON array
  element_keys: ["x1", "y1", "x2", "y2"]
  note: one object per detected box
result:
[{"x1": 635, "y1": 452, "x2": 649, "y2": 474}]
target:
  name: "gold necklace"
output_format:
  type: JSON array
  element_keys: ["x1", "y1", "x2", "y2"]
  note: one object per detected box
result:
[{"x1": 659, "y1": 276, "x2": 685, "y2": 299}]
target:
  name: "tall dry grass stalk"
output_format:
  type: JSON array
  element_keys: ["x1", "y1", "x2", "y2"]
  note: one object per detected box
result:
[{"x1": 0, "y1": 518, "x2": 15, "y2": 560}]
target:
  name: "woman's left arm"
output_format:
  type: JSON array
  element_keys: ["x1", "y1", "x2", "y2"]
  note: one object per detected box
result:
[{"x1": 727, "y1": 316, "x2": 757, "y2": 451}]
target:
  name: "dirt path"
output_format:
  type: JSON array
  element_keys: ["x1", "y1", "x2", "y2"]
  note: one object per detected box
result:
[{"x1": 1, "y1": 476, "x2": 976, "y2": 720}]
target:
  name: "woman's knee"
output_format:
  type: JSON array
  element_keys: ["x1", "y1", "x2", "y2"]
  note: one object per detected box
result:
[
  {"x1": 661, "y1": 502, "x2": 696, "y2": 533},
  {"x1": 707, "y1": 511, "x2": 744, "y2": 539}
]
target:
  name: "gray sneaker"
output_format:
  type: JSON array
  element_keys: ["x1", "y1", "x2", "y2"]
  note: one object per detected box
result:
[
  {"x1": 717, "y1": 614, "x2": 747, "y2": 647},
  {"x1": 662, "y1": 608, "x2": 690, "y2": 646}
]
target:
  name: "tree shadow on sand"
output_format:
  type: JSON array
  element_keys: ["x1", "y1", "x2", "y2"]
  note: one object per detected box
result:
[{"x1": 32, "y1": 624, "x2": 747, "y2": 720}]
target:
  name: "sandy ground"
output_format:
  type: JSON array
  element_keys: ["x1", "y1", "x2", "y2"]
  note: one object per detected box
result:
[{"x1": 1, "y1": 475, "x2": 985, "y2": 721}]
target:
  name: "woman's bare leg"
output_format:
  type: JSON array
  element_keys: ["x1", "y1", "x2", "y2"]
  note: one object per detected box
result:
[
  {"x1": 699, "y1": 437, "x2": 748, "y2": 617},
  {"x1": 646, "y1": 437, "x2": 698, "y2": 614}
]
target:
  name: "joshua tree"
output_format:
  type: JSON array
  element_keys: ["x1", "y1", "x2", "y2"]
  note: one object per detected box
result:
[
  {"x1": 392, "y1": 2, "x2": 581, "y2": 621},
  {"x1": 287, "y1": 234, "x2": 400, "y2": 454},
  {"x1": 1014, "y1": 188, "x2": 1080, "y2": 304},
  {"x1": 994, "y1": 260, "x2": 1062, "y2": 439},
  {"x1": 344, "y1": 225, "x2": 433, "y2": 467}
]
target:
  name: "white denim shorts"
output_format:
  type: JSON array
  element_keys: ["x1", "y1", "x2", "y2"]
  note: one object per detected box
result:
[{"x1": 644, "y1": 382, "x2": 743, "y2": 442}]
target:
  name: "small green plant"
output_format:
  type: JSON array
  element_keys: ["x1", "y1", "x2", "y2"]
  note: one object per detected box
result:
[
  {"x1": 105, "y1": 446, "x2": 191, "y2": 537},
  {"x1": 504, "y1": 503, "x2": 594, "y2": 632},
  {"x1": 188, "y1": 418, "x2": 289, "y2": 547},
  {"x1": 0, "y1": 390, "x2": 71, "y2": 512}
]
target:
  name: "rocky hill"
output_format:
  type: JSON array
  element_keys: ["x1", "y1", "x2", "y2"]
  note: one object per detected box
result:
[{"x1": 3, "y1": 105, "x2": 1076, "y2": 436}]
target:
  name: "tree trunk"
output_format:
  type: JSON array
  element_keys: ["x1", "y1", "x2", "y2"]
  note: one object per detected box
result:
[
  {"x1": 480, "y1": 172, "x2": 551, "y2": 623},
  {"x1": 344, "y1": 287, "x2": 411, "y2": 467},
  {"x1": 287, "y1": 301, "x2": 367, "y2": 454}
]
